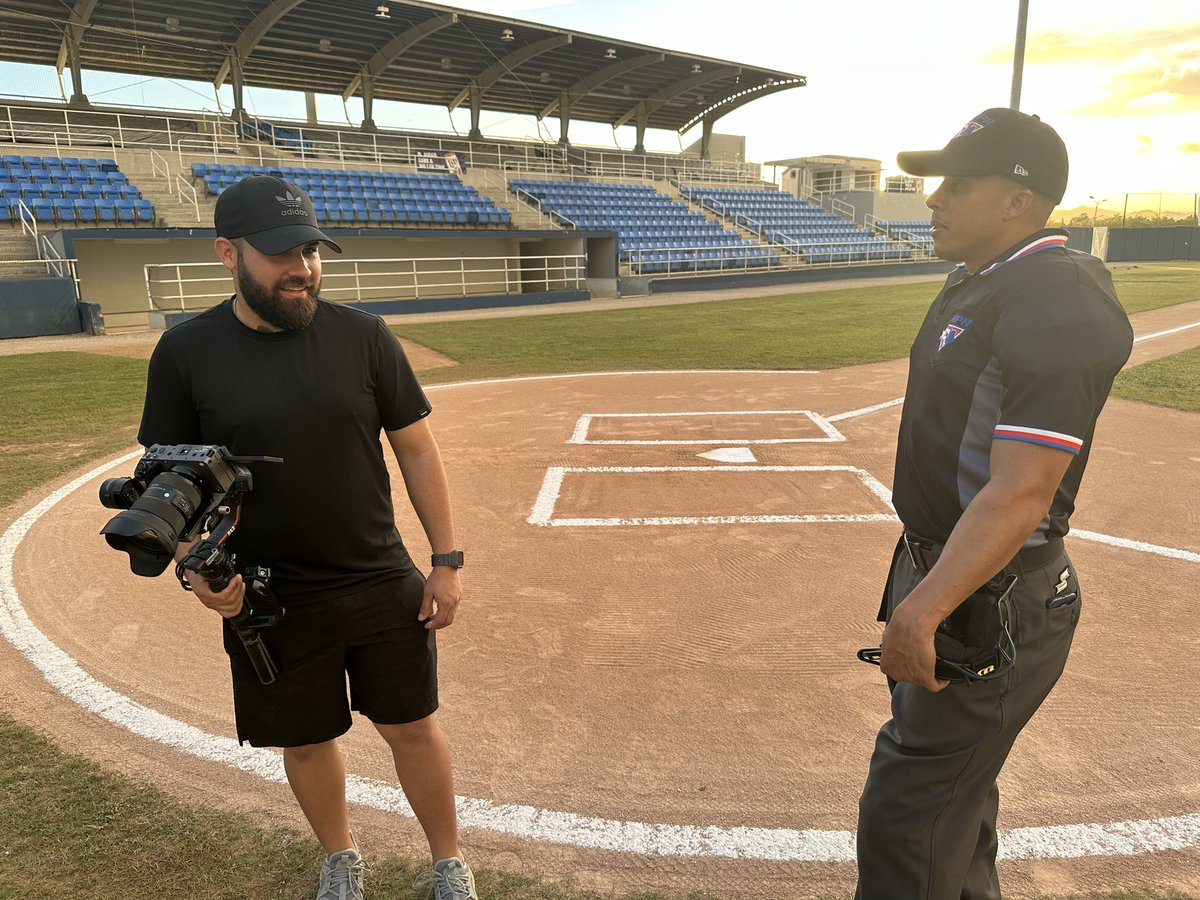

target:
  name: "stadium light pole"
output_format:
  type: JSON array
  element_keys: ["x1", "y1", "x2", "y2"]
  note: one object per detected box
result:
[
  {"x1": 1010, "y1": 0, "x2": 1030, "y2": 110},
  {"x1": 1089, "y1": 195, "x2": 1107, "y2": 227}
]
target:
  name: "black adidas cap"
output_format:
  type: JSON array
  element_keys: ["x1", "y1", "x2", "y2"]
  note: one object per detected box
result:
[
  {"x1": 897, "y1": 108, "x2": 1068, "y2": 204},
  {"x1": 214, "y1": 175, "x2": 342, "y2": 255}
]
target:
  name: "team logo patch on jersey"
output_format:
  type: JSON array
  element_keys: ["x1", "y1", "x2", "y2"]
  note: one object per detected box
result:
[{"x1": 938, "y1": 314, "x2": 974, "y2": 351}]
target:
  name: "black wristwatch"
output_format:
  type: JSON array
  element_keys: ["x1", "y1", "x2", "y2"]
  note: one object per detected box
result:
[{"x1": 431, "y1": 550, "x2": 465, "y2": 569}]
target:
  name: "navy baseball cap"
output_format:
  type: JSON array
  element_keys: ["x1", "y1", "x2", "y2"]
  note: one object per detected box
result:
[
  {"x1": 214, "y1": 175, "x2": 342, "y2": 255},
  {"x1": 897, "y1": 108, "x2": 1068, "y2": 204}
]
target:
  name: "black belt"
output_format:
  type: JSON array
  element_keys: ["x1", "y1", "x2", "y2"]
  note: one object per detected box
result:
[{"x1": 902, "y1": 529, "x2": 1064, "y2": 575}]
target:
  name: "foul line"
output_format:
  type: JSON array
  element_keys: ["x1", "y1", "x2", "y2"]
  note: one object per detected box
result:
[
  {"x1": 1133, "y1": 321, "x2": 1200, "y2": 344},
  {"x1": 827, "y1": 398, "x2": 905, "y2": 422},
  {"x1": 2, "y1": 373, "x2": 1199, "y2": 863}
]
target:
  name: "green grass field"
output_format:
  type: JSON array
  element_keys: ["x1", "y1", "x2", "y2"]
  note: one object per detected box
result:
[
  {"x1": 0, "y1": 266, "x2": 1197, "y2": 899},
  {"x1": 1113, "y1": 343, "x2": 1200, "y2": 411}
]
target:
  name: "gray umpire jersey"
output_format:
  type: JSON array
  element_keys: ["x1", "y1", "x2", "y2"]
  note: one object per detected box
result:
[{"x1": 891, "y1": 228, "x2": 1133, "y2": 546}]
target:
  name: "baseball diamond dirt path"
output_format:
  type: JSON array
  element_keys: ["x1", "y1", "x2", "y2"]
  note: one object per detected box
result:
[{"x1": 1, "y1": 301, "x2": 1199, "y2": 899}]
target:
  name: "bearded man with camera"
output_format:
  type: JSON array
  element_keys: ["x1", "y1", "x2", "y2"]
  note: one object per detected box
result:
[{"x1": 136, "y1": 175, "x2": 479, "y2": 900}]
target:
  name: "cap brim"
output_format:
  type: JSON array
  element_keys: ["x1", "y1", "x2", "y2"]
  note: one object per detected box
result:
[
  {"x1": 243, "y1": 224, "x2": 343, "y2": 255},
  {"x1": 896, "y1": 148, "x2": 994, "y2": 178}
]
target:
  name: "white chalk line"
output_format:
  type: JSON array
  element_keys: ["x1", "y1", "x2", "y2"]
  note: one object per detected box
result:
[
  {"x1": 1133, "y1": 320, "x2": 1200, "y2": 344},
  {"x1": 821, "y1": 319, "x2": 1200, "y2": 422},
  {"x1": 827, "y1": 397, "x2": 905, "y2": 422},
  {"x1": 425, "y1": 368, "x2": 820, "y2": 391},
  {"x1": 1071, "y1": 529, "x2": 1200, "y2": 563},
  {"x1": 527, "y1": 465, "x2": 893, "y2": 527},
  {"x1": 567, "y1": 410, "x2": 846, "y2": 445},
  {"x1": 0, "y1": 373, "x2": 1197, "y2": 862}
]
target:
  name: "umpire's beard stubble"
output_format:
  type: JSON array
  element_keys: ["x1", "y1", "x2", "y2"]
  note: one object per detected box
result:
[{"x1": 236, "y1": 252, "x2": 319, "y2": 331}]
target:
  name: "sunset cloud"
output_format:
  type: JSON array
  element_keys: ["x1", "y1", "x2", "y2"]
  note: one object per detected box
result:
[
  {"x1": 981, "y1": 23, "x2": 1200, "y2": 116},
  {"x1": 1180, "y1": 142, "x2": 1200, "y2": 154}
]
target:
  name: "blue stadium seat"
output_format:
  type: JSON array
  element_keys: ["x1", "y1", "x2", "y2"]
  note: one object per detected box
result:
[{"x1": 52, "y1": 198, "x2": 76, "y2": 223}]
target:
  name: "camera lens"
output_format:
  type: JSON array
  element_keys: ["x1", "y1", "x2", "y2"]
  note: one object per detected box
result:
[
  {"x1": 100, "y1": 469, "x2": 205, "y2": 576},
  {"x1": 98, "y1": 477, "x2": 142, "y2": 509}
]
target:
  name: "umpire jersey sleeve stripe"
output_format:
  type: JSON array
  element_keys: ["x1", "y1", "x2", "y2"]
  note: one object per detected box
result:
[{"x1": 993, "y1": 424, "x2": 1083, "y2": 454}]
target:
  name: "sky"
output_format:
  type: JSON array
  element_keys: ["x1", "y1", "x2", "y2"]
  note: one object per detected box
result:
[{"x1": 4, "y1": 0, "x2": 1198, "y2": 213}]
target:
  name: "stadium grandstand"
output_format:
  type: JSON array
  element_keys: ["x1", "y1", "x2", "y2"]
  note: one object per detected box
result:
[{"x1": 0, "y1": 0, "x2": 952, "y2": 337}]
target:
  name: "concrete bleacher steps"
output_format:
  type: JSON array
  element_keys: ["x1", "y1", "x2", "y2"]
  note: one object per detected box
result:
[
  {"x1": 510, "y1": 178, "x2": 776, "y2": 275},
  {"x1": 458, "y1": 169, "x2": 557, "y2": 231},
  {"x1": 663, "y1": 180, "x2": 769, "y2": 246},
  {"x1": 680, "y1": 185, "x2": 915, "y2": 265},
  {"x1": 0, "y1": 232, "x2": 46, "y2": 277}
]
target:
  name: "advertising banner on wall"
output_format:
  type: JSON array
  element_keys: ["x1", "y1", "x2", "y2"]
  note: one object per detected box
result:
[{"x1": 415, "y1": 150, "x2": 467, "y2": 175}]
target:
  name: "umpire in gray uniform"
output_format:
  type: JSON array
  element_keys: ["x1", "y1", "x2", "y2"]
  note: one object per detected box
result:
[{"x1": 855, "y1": 109, "x2": 1133, "y2": 899}]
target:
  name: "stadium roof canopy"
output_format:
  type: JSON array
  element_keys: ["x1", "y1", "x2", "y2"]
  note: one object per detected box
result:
[{"x1": 0, "y1": 0, "x2": 805, "y2": 149}]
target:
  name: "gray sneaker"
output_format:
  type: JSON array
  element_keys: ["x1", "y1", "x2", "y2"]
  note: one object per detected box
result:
[
  {"x1": 428, "y1": 857, "x2": 478, "y2": 900},
  {"x1": 315, "y1": 848, "x2": 366, "y2": 900}
]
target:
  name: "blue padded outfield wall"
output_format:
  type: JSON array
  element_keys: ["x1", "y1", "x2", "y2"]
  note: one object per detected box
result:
[
  {"x1": 1107, "y1": 226, "x2": 1199, "y2": 262},
  {"x1": 0, "y1": 277, "x2": 80, "y2": 338}
]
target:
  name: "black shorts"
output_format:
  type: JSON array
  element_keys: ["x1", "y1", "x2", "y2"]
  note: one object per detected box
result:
[{"x1": 222, "y1": 570, "x2": 439, "y2": 748}]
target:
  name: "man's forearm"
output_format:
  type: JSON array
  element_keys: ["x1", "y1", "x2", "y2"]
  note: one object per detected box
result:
[
  {"x1": 902, "y1": 479, "x2": 1051, "y2": 626},
  {"x1": 398, "y1": 448, "x2": 457, "y2": 554}
]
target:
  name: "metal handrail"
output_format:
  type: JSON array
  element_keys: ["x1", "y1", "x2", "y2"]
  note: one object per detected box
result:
[
  {"x1": 149, "y1": 147, "x2": 171, "y2": 183},
  {"x1": 0, "y1": 256, "x2": 80, "y2": 284},
  {"x1": 623, "y1": 234, "x2": 924, "y2": 279},
  {"x1": 144, "y1": 253, "x2": 588, "y2": 312},
  {"x1": 16, "y1": 198, "x2": 38, "y2": 250},
  {"x1": 173, "y1": 172, "x2": 201, "y2": 221}
]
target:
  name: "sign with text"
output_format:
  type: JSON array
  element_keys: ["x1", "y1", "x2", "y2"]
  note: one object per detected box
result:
[{"x1": 415, "y1": 149, "x2": 467, "y2": 175}]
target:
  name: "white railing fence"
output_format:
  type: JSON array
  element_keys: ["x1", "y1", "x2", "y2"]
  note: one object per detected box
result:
[
  {"x1": 0, "y1": 256, "x2": 80, "y2": 284},
  {"x1": 144, "y1": 253, "x2": 587, "y2": 313},
  {"x1": 1, "y1": 101, "x2": 764, "y2": 186},
  {"x1": 624, "y1": 236, "x2": 923, "y2": 279}
]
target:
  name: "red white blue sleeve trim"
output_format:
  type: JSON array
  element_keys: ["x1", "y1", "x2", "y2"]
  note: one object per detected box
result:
[{"x1": 994, "y1": 424, "x2": 1083, "y2": 454}]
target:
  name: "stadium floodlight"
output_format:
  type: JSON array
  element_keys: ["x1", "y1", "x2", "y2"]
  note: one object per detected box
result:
[
  {"x1": 440, "y1": 57, "x2": 452, "y2": 70},
  {"x1": 539, "y1": 72, "x2": 551, "y2": 83},
  {"x1": 501, "y1": 28, "x2": 515, "y2": 41},
  {"x1": 164, "y1": 16, "x2": 181, "y2": 33},
  {"x1": 691, "y1": 63, "x2": 702, "y2": 74},
  {"x1": 604, "y1": 47, "x2": 617, "y2": 60},
  {"x1": 318, "y1": 39, "x2": 332, "y2": 52},
  {"x1": 375, "y1": 4, "x2": 390, "y2": 19}
]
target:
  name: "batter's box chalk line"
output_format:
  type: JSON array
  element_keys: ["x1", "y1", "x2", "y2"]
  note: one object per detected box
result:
[
  {"x1": 527, "y1": 465, "x2": 896, "y2": 527},
  {"x1": 568, "y1": 409, "x2": 846, "y2": 445}
]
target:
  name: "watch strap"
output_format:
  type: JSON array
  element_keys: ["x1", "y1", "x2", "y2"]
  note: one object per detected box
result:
[{"x1": 431, "y1": 550, "x2": 464, "y2": 569}]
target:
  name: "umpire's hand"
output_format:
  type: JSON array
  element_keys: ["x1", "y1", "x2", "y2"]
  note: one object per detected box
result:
[
  {"x1": 420, "y1": 567, "x2": 462, "y2": 629},
  {"x1": 880, "y1": 597, "x2": 949, "y2": 692}
]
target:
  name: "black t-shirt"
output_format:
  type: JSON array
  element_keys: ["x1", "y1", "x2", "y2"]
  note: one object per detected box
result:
[
  {"x1": 892, "y1": 229, "x2": 1133, "y2": 545},
  {"x1": 138, "y1": 297, "x2": 432, "y2": 599}
]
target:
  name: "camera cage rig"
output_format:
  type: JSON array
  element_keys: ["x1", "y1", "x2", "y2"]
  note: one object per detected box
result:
[{"x1": 100, "y1": 444, "x2": 285, "y2": 684}]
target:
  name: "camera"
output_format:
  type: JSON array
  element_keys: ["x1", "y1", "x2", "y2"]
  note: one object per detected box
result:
[
  {"x1": 100, "y1": 444, "x2": 285, "y2": 684},
  {"x1": 100, "y1": 444, "x2": 251, "y2": 576}
]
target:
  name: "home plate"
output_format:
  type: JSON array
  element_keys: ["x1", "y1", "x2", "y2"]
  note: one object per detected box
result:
[{"x1": 697, "y1": 447, "x2": 758, "y2": 463}]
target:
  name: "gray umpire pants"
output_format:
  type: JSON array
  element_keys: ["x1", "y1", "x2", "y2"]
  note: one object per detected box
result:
[{"x1": 855, "y1": 537, "x2": 1082, "y2": 900}]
